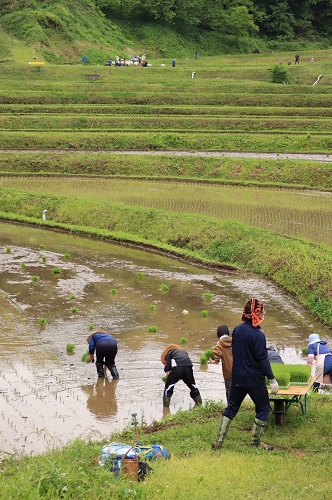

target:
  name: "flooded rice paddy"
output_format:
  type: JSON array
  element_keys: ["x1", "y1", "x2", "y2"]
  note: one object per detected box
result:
[
  {"x1": 1, "y1": 176, "x2": 332, "y2": 247},
  {"x1": 0, "y1": 222, "x2": 331, "y2": 457}
]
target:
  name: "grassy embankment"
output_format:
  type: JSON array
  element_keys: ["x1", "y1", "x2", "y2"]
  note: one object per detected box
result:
[
  {"x1": 1, "y1": 397, "x2": 332, "y2": 498},
  {"x1": 0, "y1": 54, "x2": 331, "y2": 326}
]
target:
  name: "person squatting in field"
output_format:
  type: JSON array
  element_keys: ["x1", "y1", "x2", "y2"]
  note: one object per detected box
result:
[
  {"x1": 161, "y1": 344, "x2": 202, "y2": 407},
  {"x1": 87, "y1": 330, "x2": 119, "y2": 379},
  {"x1": 307, "y1": 333, "x2": 332, "y2": 390},
  {"x1": 212, "y1": 298, "x2": 279, "y2": 450}
]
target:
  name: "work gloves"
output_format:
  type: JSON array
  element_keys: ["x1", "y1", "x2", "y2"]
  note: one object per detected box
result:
[{"x1": 269, "y1": 378, "x2": 279, "y2": 394}]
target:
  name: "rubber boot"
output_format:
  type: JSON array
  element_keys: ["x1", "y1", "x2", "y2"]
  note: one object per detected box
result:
[
  {"x1": 251, "y1": 418, "x2": 274, "y2": 450},
  {"x1": 211, "y1": 415, "x2": 232, "y2": 449},
  {"x1": 96, "y1": 361, "x2": 104, "y2": 378},
  {"x1": 109, "y1": 365, "x2": 119, "y2": 380},
  {"x1": 193, "y1": 395, "x2": 202, "y2": 406},
  {"x1": 163, "y1": 397, "x2": 171, "y2": 407}
]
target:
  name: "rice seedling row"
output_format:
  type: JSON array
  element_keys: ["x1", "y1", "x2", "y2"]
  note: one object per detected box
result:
[
  {"x1": 1, "y1": 104, "x2": 331, "y2": 118},
  {"x1": 1, "y1": 130, "x2": 331, "y2": 153},
  {"x1": 1, "y1": 91, "x2": 332, "y2": 107},
  {"x1": 1, "y1": 115, "x2": 332, "y2": 133}
]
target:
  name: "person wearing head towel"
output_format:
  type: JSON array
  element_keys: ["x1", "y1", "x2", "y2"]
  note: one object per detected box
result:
[
  {"x1": 307, "y1": 333, "x2": 332, "y2": 390},
  {"x1": 161, "y1": 344, "x2": 202, "y2": 408},
  {"x1": 212, "y1": 298, "x2": 279, "y2": 451}
]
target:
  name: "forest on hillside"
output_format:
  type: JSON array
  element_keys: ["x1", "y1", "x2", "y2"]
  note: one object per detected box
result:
[
  {"x1": 1, "y1": 0, "x2": 332, "y2": 41},
  {"x1": 95, "y1": 0, "x2": 332, "y2": 39}
]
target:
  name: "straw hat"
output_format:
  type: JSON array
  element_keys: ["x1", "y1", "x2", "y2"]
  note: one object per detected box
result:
[
  {"x1": 160, "y1": 344, "x2": 181, "y2": 363},
  {"x1": 86, "y1": 329, "x2": 105, "y2": 343}
]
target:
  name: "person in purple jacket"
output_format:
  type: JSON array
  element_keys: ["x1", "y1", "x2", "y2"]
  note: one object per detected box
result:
[
  {"x1": 212, "y1": 298, "x2": 279, "y2": 450},
  {"x1": 87, "y1": 330, "x2": 119, "y2": 379}
]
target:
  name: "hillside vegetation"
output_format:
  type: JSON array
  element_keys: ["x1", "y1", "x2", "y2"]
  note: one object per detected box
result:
[{"x1": 0, "y1": 0, "x2": 332, "y2": 64}]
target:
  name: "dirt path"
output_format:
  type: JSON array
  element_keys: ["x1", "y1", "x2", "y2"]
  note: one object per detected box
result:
[{"x1": 0, "y1": 149, "x2": 331, "y2": 162}]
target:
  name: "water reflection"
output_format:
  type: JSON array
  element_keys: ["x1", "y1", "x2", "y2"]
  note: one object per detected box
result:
[
  {"x1": 82, "y1": 378, "x2": 118, "y2": 420},
  {"x1": 0, "y1": 221, "x2": 331, "y2": 457}
]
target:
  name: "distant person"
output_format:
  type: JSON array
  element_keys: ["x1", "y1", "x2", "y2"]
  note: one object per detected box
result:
[
  {"x1": 212, "y1": 298, "x2": 279, "y2": 451},
  {"x1": 87, "y1": 329, "x2": 119, "y2": 379},
  {"x1": 267, "y1": 347, "x2": 284, "y2": 364},
  {"x1": 172, "y1": 59, "x2": 176, "y2": 67},
  {"x1": 295, "y1": 53, "x2": 300, "y2": 64},
  {"x1": 82, "y1": 55, "x2": 87, "y2": 65},
  {"x1": 307, "y1": 333, "x2": 332, "y2": 390},
  {"x1": 161, "y1": 344, "x2": 202, "y2": 407},
  {"x1": 210, "y1": 325, "x2": 232, "y2": 402},
  {"x1": 195, "y1": 51, "x2": 198, "y2": 59}
]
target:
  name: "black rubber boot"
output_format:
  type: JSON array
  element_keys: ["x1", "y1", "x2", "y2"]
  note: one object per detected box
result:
[
  {"x1": 96, "y1": 361, "x2": 104, "y2": 378},
  {"x1": 193, "y1": 395, "x2": 202, "y2": 406},
  {"x1": 109, "y1": 365, "x2": 119, "y2": 380}
]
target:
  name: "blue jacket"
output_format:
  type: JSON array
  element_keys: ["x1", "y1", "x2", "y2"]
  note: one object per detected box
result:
[
  {"x1": 89, "y1": 333, "x2": 117, "y2": 355},
  {"x1": 232, "y1": 320, "x2": 274, "y2": 387}
]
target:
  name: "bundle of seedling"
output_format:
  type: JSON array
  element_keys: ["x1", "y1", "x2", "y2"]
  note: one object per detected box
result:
[{"x1": 266, "y1": 363, "x2": 311, "y2": 390}]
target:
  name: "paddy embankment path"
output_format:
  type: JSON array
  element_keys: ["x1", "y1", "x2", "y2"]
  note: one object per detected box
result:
[{"x1": 1, "y1": 149, "x2": 332, "y2": 162}]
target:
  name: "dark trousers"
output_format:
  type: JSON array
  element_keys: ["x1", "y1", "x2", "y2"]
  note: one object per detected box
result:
[
  {"x1": 164, "y1": 366, "x2": 200, "y2": 401},
  {"x1": 96, "y1": 340, "x2": 117, "y2": 375},
  {"x1": 223, "y1": 384, "x2": 271, "y2": 421}
]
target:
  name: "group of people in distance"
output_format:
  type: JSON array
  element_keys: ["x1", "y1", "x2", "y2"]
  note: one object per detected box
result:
[
  {"x1": 104, "y1": 54, "x2": 150, "y2": 67},
  {"x1": 87, "y1": 296, "x2": 332, "y2": 451}
]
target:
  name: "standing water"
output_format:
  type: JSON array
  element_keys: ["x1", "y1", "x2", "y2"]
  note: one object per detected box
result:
[{"x1": 0, "y1": 222, "x2": 330, "y2": 456}]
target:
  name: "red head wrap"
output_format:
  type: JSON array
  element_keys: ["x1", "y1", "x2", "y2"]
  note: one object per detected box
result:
[{"x1": 241, "y1": 298, "x2": 264, "y2": 327}]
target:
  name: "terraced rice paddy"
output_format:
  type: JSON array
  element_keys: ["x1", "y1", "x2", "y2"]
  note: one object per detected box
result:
[{"x1": 0, "y1": 52, "x2": 332, "y2": 153}]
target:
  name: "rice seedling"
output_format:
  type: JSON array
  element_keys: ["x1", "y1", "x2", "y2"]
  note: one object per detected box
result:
[
  {"x1": 39, "y1": 317, "x2": 46, "y2": 326},
  {"x1": 63, "y1": 253, "x2": 71, "y2": 259},
  {"x1": 149, "y1": 304, "x2": 156, "y2": 312},
  {"x1": 200, "y1": 354, "x2": 208, "y2": 365},
  {"x1": 204, "y1": 348, "x2": 214, "y2": 360},
  {"x1": 110, "y1": 288, "x2": 118, "y2": 294},
  {"x1": 41, "y1": 255, "x2": 47, "y2": 262},
  {"x1": 160, "y1": 284, "x2": 169, "y2": 292},
  {"x1": 136, "y1": 271, "x2": 145, "y2": 278},
  {"x1": 70, "y1": 294, "x2": 76, "y2": 300},
  {"x1": 39, "y1": 244, "x2": 45, "y2": 250},
  {"x1": 53, "y1": 267, "x2": 61, "y2": 274},
  {"x1": 5, "y1": 247, "x2": 11, "y2": 253},
  {"x1": 162, "y1": 375, "x2": 167, "y2": 382},
  {"x1": 66, "y1": 343, "x2": 75, "y2": 353},
  {"x1": 148, "y1": 326, "x2": 158, "y2": 332},
  {"x1": 20, "y1": 262, "x2": 26, "y2": 269},
  {"x1": 88, "y1": 323, "x2": 94, "y2": 330},
  {"x1": 32, "y1": 275, "x2": 40, "y2": 282},
  {"x1": 71, "y1": 306, "x2": 77, "y2": 313},
  {"x1": 302, "y1": 347, "x2": 308, "y2": 356},
  {"x1": 200, "y1": 310, "x2": 209, "y2": 317},
  {"x1": 180, "y1": 337, "x2": 188, "y2": 344},
  {"x1": 203, "y1": 292, "x2": 214, "y2": 300},
  {"x1": 81, "y1": 352, "x2": 89, "y2": 362}
]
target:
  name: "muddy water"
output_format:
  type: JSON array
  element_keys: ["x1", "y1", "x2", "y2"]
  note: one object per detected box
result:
[{"x1": 0, "y1": 222, "x2": 331, "y2": 457}]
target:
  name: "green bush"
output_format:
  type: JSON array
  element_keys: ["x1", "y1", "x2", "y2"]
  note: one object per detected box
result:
[{"x1": 269, "y1": 64, "x2": 289, "y2": 84}]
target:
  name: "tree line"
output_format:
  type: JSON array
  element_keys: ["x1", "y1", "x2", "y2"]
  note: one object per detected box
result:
[{"x1": 95, "y1": 0, "x2": 332, "y2": 40}]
